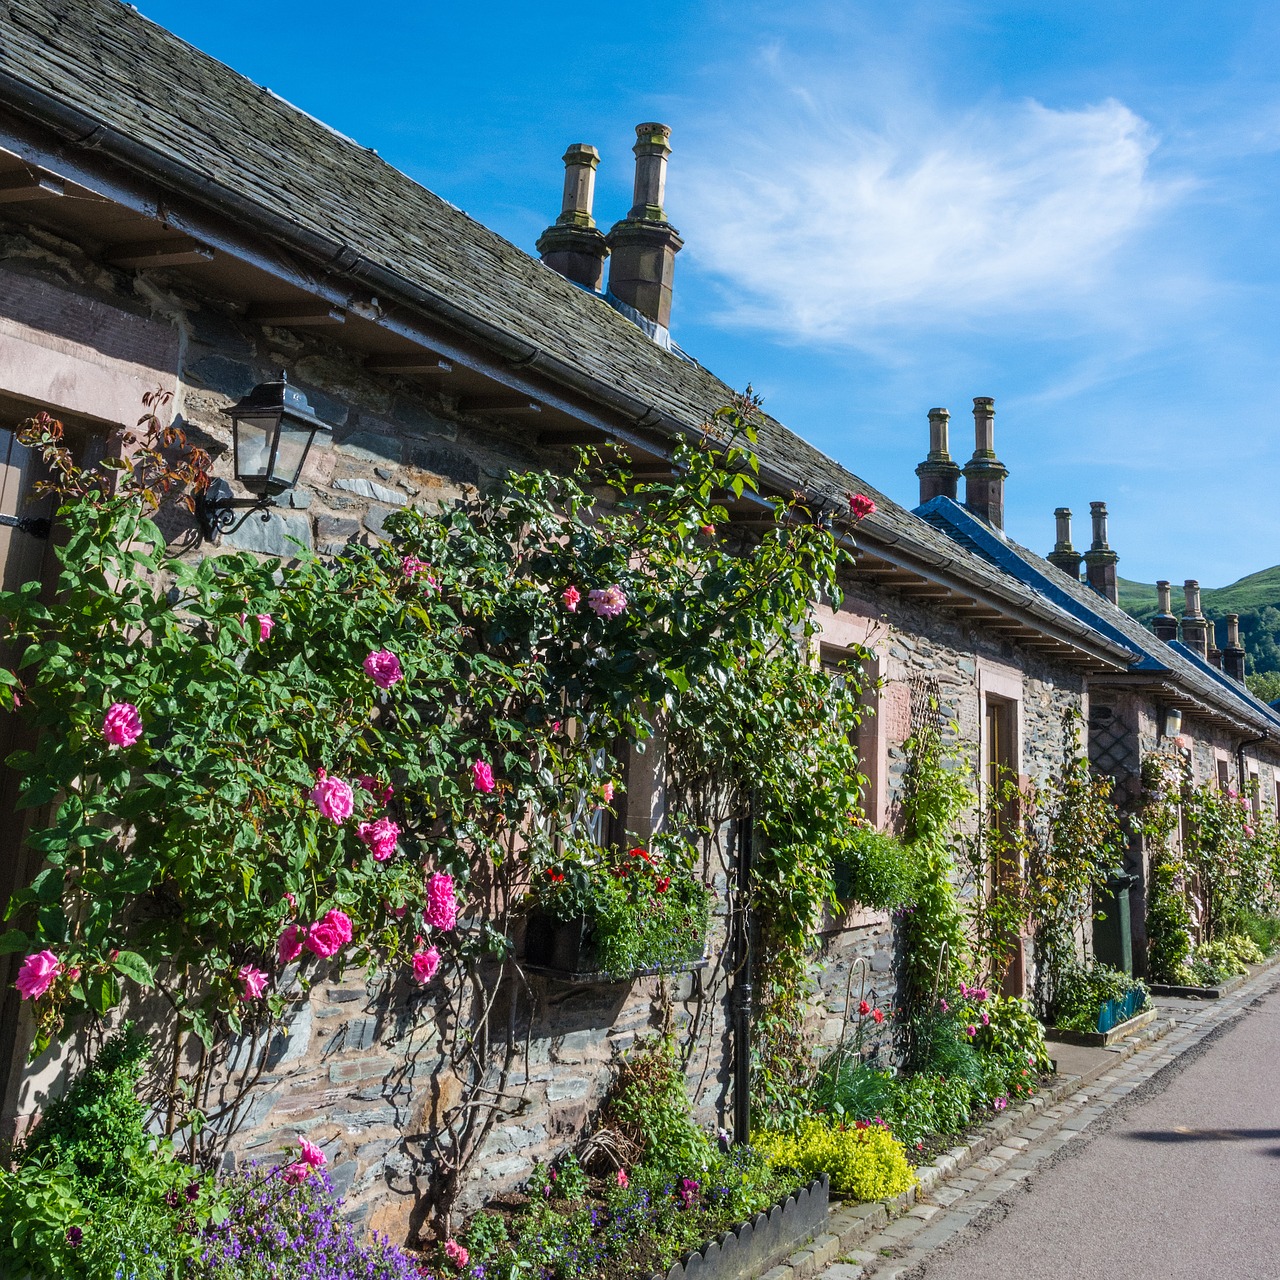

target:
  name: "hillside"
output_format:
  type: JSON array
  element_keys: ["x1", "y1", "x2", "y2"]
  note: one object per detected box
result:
[{"x1": 1117, "y1": 567, "x2": 1280, "y2": 691}]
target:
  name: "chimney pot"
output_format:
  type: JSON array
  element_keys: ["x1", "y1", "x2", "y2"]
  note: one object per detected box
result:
[
  {"x1": 1083, "y1": 499, "x2": 1119, "y2": 604},
  {"x1": 1046, "y1": 506, "x2": 1083, "y2": 579},
  {"x1": 916, "y1": 407, "x2": 961, "y2": 504},
  {"x1": 1152, "y1": 579, "x2": 1178, "y2": 642},
  {"x1": 606, "y1": 123, "x2": 684, "y2": 329},
  {"x1": 537, "y1": 143, "x2": 609, "y2": 290},
  {"x1": 962, "y1": 397, "x2": 1008, "y2": 529},
  {"x1": 1223, "y1": 611, "x2": 1247, "y2": 682},
  {"x1": 1180, "y1": 579, "x2": 1209, "y2": 658}
]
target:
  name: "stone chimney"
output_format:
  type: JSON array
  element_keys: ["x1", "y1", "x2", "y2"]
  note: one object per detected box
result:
[
  {"x1": 1152, "y1": 580, "x2": 1179, "y2": 643},
  {"x1": 1223, "y1": 612, "x2": 1247, "y2": 682},
  {"x1": 1208, "y1": 621, "x2": 1223, "y2": 670},
  {"x1": 1046, "y1": 507, "x2": 1083, "y2": 579},
  {"x1": 916, "y1": 407, "x2": 962, "y2": 503},
  {"x1": 962, "y1": 397, "x2": 1008, "y2": 529},
  {"x1": 537, "y1": 144, "x2": 609, "y2": 290},
  {"x1": 1181, "y1": 580, "x2": 1209, "y2": 658},
  {"x1": 606, "y1": 123, "x2": 684, "y2": 328},
  {"x1": 1083, "y1": 501, "x2": 1119, "y2": 604}
]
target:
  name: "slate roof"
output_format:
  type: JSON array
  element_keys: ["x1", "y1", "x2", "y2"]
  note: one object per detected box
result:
[{"x1": 919, "y1": 498, "x2": 1280, "y2": 736}]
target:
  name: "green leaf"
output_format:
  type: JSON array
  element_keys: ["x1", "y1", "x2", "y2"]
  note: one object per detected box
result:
[{"x1": 111, "y1": 950, "x2": 155, "y2": 988}]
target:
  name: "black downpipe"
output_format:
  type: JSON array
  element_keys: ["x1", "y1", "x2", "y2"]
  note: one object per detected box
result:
[
  {"x1": 731, "y1": 801, "x2": 754, "y2": 1144},
  {"x1": 1237, "y1": 733, "x2": 1268, "y2": 794}
]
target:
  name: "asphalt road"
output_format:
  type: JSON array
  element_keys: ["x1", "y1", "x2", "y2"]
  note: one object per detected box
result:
[{"x1": 922, "y1": 984, "x2": 1280, "y2": 1280}]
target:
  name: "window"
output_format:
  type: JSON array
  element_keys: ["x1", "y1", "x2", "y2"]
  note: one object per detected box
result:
[
  {"x1": 1217, "y1": 758, "x2": 1231, "y2": 792},
  {"x1": 1250, "y1": 771, "x2": 1261, "y2": 819},
  {"x1": 821, "y1": 646, "x2": 881, "y2": 826}
]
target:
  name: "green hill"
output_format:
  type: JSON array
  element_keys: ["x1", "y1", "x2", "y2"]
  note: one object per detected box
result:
[{"x1": 1117, "y1": 567, "x2": 1280, "y2": 698}]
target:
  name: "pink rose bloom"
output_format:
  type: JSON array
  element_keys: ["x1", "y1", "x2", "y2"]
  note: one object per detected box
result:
[
  {"x1": 444, "y1": 1240, "x2": 469, "y2": 1270},
  {"x1": 412, "y1": 947, "x2": 441, "y2": 984},
  {"x1": 402, "y1": 554, "x2": 426, "y2": 578},
  {"x1": 256, "y1": 614, "x2": 274, "y2": 641},
  {"x1": 278, "y1": 923, "x2": 304, "y2": 965},
  {"x1": 281, "y1": 1161, "x2": 310, "y2": 1185},
  {"x1": 305, "y1": 909, "x2": 354, "y2": 958},
  {"x1": 1245, "y1": 825, "x2": 1256, "y2": 838},
  {"x1": 358, "y1": 775, "x2": 394, "y2": 807},
  {"x1": 616, "y1": 1169, "x2": 629, "y2": 1188},
  {"x1": 238, "y1": 965, "x2": 268, "y2": 1000},
  {"x1": 14, "y1": 950, "x2": 61, "y2": 1000},
  {"x1": 939, "y1": 999, "x2": 949, "y2": 1012},
  {"x1": 358, "y1": 817, "x2": 401, "y2": 862},
  {"x1": 601, "y1": 780, "x2": 615, "y2": 805},
  {"x1": 298, "y1": 1137, "x2": 326, "y2": 1167},
  {"x1": 472, "y1": 759, "x2": 495, "y2": 794},
  {"x1": 848, "y1": 492, "x2": 877, "y2": 520},
  {"x1": 966, "y1": 1024, "x2": 977, "y2": 1037},
  {"x1": 424, "y1": 873, "x2": 458, "y2": 931},
  {"x1": 561, "y1": 585, "x2": 581, "y2": 612},
  {"x1": 587, "y1": 584, "x2": 627, "y2": 619},
  {"x1": 310, "y1": 775, "x2": 354, "y2": 823},
  {"x1": 980, "y1": 1010, "x2": 990, "y2": 1026},
  {"x1": 363, "y1": 649, "x2": 404, "y2": 689},
  {"x1": 283, "y1": 892, "x2": 297, "y2": 913},
  {"x1": 102, "y1": 702, "x2": 142, "y2": 748}
]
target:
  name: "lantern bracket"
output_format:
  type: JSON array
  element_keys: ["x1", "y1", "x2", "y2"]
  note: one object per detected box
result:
[{"x1": 195, "y1": 477, "x2": 274, "y2": 542}]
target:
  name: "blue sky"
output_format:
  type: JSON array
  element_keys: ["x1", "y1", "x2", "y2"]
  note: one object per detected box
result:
[{"x1": 137, "y1": 1, "x2": 1280, "y2": 586}]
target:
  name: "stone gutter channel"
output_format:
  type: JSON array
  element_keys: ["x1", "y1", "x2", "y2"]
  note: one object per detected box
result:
[{"x1": 755, "y1": 954, "x2": 1280, "y2": 1280}]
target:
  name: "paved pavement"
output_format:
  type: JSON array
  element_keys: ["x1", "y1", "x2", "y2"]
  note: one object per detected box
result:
[{"x1": 821, "y1": 967, "x2": 1280, "y2": 1280}]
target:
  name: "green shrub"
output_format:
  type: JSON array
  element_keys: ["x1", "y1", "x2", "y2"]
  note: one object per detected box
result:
[
  {"x1": 1224, "y1": 933, "x2": 1266, "y2": 966},
  {"x1": 606, "y1": 1036, "x2": 712, "y2": 1176},
  {"x1": 1051, "y1": 962, "x2": 1149, "y2": 1033},
  {"x1": 876, "y1": 1075, "x2": 973, "y2": 1152},
  {"x1": 0, "y1": 1026, "x2": 220, "y2": 1280},
  {"x1": 1181, "y1": 937, "x2": 1253, "y2": 985},
  {"x1": 809, "y1": 1058, "x2": 895, "y2": 1126},
  {"x1": 757, "y1": 1119, "x2": 915, "y2": 1200},
  {"x1": 963, "y1": 995, "x2": 1051, "y2": 1104},
  {"x1": 1234, "y1": 911, "x2": 1280, "y2": 956},
  {"x1": 832, "y1": 827, "x2": 916, "y2": 910}
]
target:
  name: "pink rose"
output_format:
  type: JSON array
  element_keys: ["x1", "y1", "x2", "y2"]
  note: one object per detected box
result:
[
  {"x1": 848, "y1": 493, "x2": 877, "y2": 520},
  {"x1": 278, "y1": 923, "x2": 304, "y2": 965},
  {"x1": 1245, "y1": 825, "x2": 1256, "y2": 838},
  {"x1": 298, "y1": 1137, "x2": 326, "y2": 1167},
  {"x1": 239, "y1": 965, "x2": 268, "y2": 1000},
  {"x1": 966, "y1": 1024, "x2": 977, "y2": 1037},
  {"x1": 401, "y1": 556, "x2": 438, "y2": 591},
  {"x1": 281, "y1": 1161, "x2": 310, "y2": 1185},
  {"x1": 424, "y1": 872, "x2": 458, "y2": 931},
  {"x1": 358, "y1": 776, "x2": 394, "y2": 807},
  {"x1": 587, "y1": 584, "x2": 627, "y2": 619},
  {"x1": 412, "y1": 947, "x2": 441, "y2": 984},
  {"x1": 310, "y1": 775, "x2": 354, "y2": 823},
  {"x1": 562, "y1": 585, "x2": 581, "y2": 612},
  {"x1": 283, "y1": 892, "x2": 297, "y2": 913},
  {"x1": 363, "y1": 649, "x2": 404, "y2": 689},
  {"x1": 14, "y1": 950, "x2": 61, "y2": 1000},
  {"x1": 102, "y1": 702, "x2": 142, "y2": 748},
  {"x1": 357, "y1": 817, "x2": 401, "y2": 862},
  {"x1": 980, "y1": 1010, "x2": 990, "y2": 1026},
  {"x1": 257, "y1": 614, "x2": 274, "y2": 641},
  {"x1": 600, "y1": 780, "x2": 615, "y2": 805},
  {"x1": 444, "y1": 1240, "x2": 469, "y2": 1270},
  {"x1": 305, "y1": 909, "x2": 354, "y2": 958},
  {"x1": 472, "y1": 760, "x2": 495, "y2": 794},
  {"x1": 616, "y1": 1169, "x2": 629, "y2": 1188}
]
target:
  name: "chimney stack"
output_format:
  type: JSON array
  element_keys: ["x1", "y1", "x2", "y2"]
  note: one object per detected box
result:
[
  {"x1": 915, "y1": 407, "x2": 962, "y2": 504},
  {"x1": 1181, "y1": 580, "x2": 1209, "y2": 658},
  {"x1": 1152, "y1": 580, "x2": 1178, "y2": 643},
  {"x1": 537, "y1": 144, "x2": 609, "y2": 290},
  {"x1": 1208, "y1": 621, "x2": 1223, "y2": 670},
  {"x1": 962, "y1": 397, "x2": 1008, "y2": 529},
  {"x1": 606, "y1": 123, "x2": 684, "y2": 329},
  {"x1": 1223, "y1": 612, "x2": 1247, "y2": 682},
  {"x1": 1046, "y1": 507, "x2": 1083, "y2": 579},
  {"x1": 1083, "y1": 501, "x2": 1119, "y2": 604}
]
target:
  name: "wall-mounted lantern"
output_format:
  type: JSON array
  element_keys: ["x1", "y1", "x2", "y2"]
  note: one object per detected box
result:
[
  {"x1": 1161, "y1": 706, "x2": 1183, "y2": 740},
  {"x1": 196, "y1": 373, "x2": 331, "y2": 541}
]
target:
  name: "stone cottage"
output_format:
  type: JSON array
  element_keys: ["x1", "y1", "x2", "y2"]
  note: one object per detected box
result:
[{"x1": 0, "y1": 0, "x2": 1278, "y2": 1238}]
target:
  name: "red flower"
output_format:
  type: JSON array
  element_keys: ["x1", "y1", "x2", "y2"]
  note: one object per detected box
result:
[
  {"x1": 629, "y1": 847, "x2": 652, "y2": 862},
  {"x1": 656, "y1": 876, "x2": 671, "y2": 894},
  {"x1": 546, "y1": 868, "x2": 565, "y2": 882},
  {"x1": 872, "y1": 1008, "x2": 885, "y2": 1024},
  {"x1": 858, "y1": 1000, "x2": 871, "y2": 1016},
  {"x1": 847, "y1": 492, "x2": 877, "y2": 520}
]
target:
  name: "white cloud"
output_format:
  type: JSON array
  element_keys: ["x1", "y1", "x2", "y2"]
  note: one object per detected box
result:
[{"x1": 681, "y1": 89, "x2": 1184, "y2": 344}]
